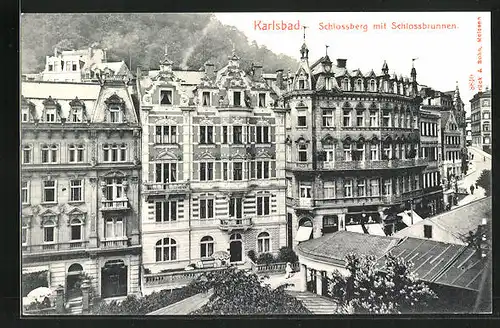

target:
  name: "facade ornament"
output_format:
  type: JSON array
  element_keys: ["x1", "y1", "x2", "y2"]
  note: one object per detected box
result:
[
  {"x1": 123, "y1": 180, "x2": 129, "y2": 192},
  {"x1": 90, "y1": 157, "x2": 97, "y2": 167}
]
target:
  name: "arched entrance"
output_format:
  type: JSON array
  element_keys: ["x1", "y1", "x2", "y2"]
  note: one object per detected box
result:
[
  {"x1": 101, "y1": 260, "x2": 127, "y2": 299},
  {"x1": 66, "y1": 263, "x2": 83, "y2": 299},
  {"x1": 229, "y1": 233, "x2": 242, "y2": 263}
]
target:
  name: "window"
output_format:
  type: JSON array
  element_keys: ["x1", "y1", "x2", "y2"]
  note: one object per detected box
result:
[
  {"x1": 105, "y1": 178, "x2": 125, "y2": 201},
  {"x1": 200, "y1": 199, "x2": 214, "y2": 219},
  {"x1": 155, "y1": 126, "x2": 177, "y2": 144},
  {"x1": 344, "y1": 179, "x2": 353, "y2": 197},
  {"x1": 200, "y1": 162, "x2": 214, "y2": 181},
  {"x1": 298, "y1": 115, "x2": 307, "y2": 127},
  {"x1": 370, "y1": 111, "x2": 378, "y2": 127},
  {"x1": 233, "y1": 162, "x2": 243, "y2": 180},
  {"x1": 155, "y1": 201, "x2": 177, "y2": 222},
  {"x1": 41, "y1": 144, "x2": 58, "y2": 163},
  {"x1": 160, "y1": 90, "x2": 173, "y2": 105},
  {"x1": 229, "y1": 197, "x2": 243, "y2": 218},
  {"x1": 383, "y1": 143, "x2": 392, "y2": 159},
  {"x1": 202, "y1": 92, "x2": 211, "y2": 106},
  {"x1": 414, "y1": 175, "x2": 420, "y2": 190},
  {"x1": 256, "y1": 161, "x2": 270, "y2": 179},
  {"x1": 383, "y1": 178, "x2": 392, "y2": 196},
  {"x1": 70, "y1": 218, "x2": 83, "y2": 241},
  {"x1": 22, "y1": 224, "x2": 27, "y2": 245},
  {"x1": 341, "y1": 78, "x2": 349, "y2": 91},
  {"x1": 298, "y1": 144, "x2": 307, "y2": 162},
  {"x1": 356, "y1": 110, "x2": 364, "y2": 127},
  {"x1": 299, "y1": 186, "x2": 311, "y2": 198},
  {"x1": 370, "y1": 144, "x2": 379, "y2": 160},
  {"x1": 105, "y1": 217, "x2": 124, "y2": 239},
  {"x1": 256, "y1": 126, "x2": 269, "y2": 143},
  {"x1": 484, "y1": 137, "x2": 490, "y2": 144},
  {"x1": 383, "y1": 80, "x2": 388, "y2": 92},
  {"x1": 483, "y1": 124, "x2": 490, "y2": 131},
  {"x1": 323, "y1": 109, "x2": 334, "y2": 127},
  {"x1": 48, "y1": 64, "x2": 53, "y2": 71},
  {"x1": 43, "y1": 180, "x2": 56, "y2": 203},
  {"x1": 21, "y1": 181, "x2": 29, "y2": 204},
  {"x1": 483, "y1": 112, "x2": 490, "y2": 119},
  {"x1": 325, "y1": 145, "x2": 335, "y2": 162},
  {"x1": 424, "y1": 225, "x2": 433, "y2": 239},
  {"x1": 72, "y1": 62, "x2": 77, "y2": 71},
  {"x1": 222, "y1": 126, "x2": 228, "y2": 144},
  {"x1": 256, "y1": 195, "x2": 270, "y2": 215},
  {"x1": 223, "y1": 162, "x2": 228, "y2": 180},
  {"x1": 298, "y1": 80, "x2": 305, "y2": 89},
  {"x1": 369, "y1": 80, "x2": 376, "y2": 92},
  {"x1": 155, "y1": 238, "x2": 177, "y2": 262},
  {"x1": 103, "y1": 144, "x2": 127, "y2": 162},
  {"x1": 382, "y1": 111, "x2": 391, "y2": 127},
  {"x1": 70, "y1": 180, "x2": 83, "y2": 202},
  {"x1": 233, "y1": 91, "x2": 241, "y2": 106},
  {"x1": 109, "y1": 105, "x2": 122, "y2": 123},
  {"x1": 258, "y1": 93, "x2": 266, "y2": 107},
  {"x1": 45, "y1": 109, "x2": 56, "y2": 122},
  {"x1": 200, "y1": 236, "x2": 214, "y2": 258},
  {"x1": 232, "y1": 126, "x2": 242, "y2": 144},
  {"x1": 357, "y1": 179, "x2": 366, "y2": 196},
  {"x1": 370, "y1": 179, "x2": 379, "y2": 196},
  {"x1": 257, "y1": 232, "x2": 271, "y2": 253},
  {"x1": 22, "y1": 109, "x2": 29, "y2": 122},
  {"x1": 155, "y1": 163, "x2": 177, "y2": 183},
  {"x1": 43, "y1": 218, "x2": 56, "y2": 243},
  {"x1": 200, "y1": 126, "x2": 214, "y2": 144},
  {"x1": 69, "y1": 144, "x2": 85, "y2": 163},
  {"x1": 355, "y1": 79, "x2": 363, "y2": 91},
  {"x1": 343, "y1": 110, "x2": 351, "y2": 127},
  {"x1": 406, "y1": 115, "x2": 411, "y2": 128},
  {"x1": 22, "y1": 145, "x2": 32, "y2": 164},
  {"x1": 324, "y1": 182, "x2": 336, "y2": 198},
  {"x1": 353, "y1": 143, "x2": 364, "y2": 161},
  {"x1": 343, "y1": 144, "x2": 352, "y2": 161}
]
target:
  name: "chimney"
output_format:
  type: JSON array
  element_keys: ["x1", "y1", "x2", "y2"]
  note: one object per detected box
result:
[
  {"x1": 336, "y1": 59, "x2": 347, "y2": 68},
  {"x1": 204, "y1": 62, "x2": 215, "y2": 79},
  {"x1": 253, "y1": 63, "x2": 263, "y2": 80},
  {"x1": 54, "y1": 47, "x2": 58, "y2": 57},
  {"x1": 276, "y1": 69, "x2": 284, "y2": 88}
]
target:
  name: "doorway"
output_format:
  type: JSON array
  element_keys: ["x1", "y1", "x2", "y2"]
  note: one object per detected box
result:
[
  {"x1": 66, "y1": 263, "x2": 83, "y2": 300},
  {"x1": 229, "y1": 233, "x2": 242, "y2": 263},
  {"x1": 101, "y1": 260, "x2": 127, "y2": 299}
]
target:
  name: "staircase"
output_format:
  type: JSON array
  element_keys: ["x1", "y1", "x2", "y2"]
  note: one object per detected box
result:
[
  {"x1": 66, "y1": 296, "x2": 83, "y2": 315},
  {"x1": 286, "y1": 291, "x2": 343, "y2": 314}
]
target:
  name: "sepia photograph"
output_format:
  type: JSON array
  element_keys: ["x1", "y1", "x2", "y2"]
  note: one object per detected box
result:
[{"x1": 20, "y1": 11, "x2": 492, "y2": 315}]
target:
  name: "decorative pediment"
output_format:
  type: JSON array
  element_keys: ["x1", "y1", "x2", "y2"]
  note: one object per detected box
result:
[
  {"x1": 69, "y1": 97, "x2": 85, "y2": 108},
  {"x1": 66, "y1": 210, "x2": 87, "y2": 226},
  {"x1": 231, "y1": 150, "x2": 246, "y2": 160},
  {"x1": 320, "y1": 134, "x2": 337, "y2": 145},
  {"x1": 103, "y1": 170, "x2": 127, "y2": 178},
  {"x1": 367, "y1": 70, "x2": 377, "y2": 78},
  {"x1": 255, "y1": 149, "x2": 272, "y2": 159},
  {"x1": 255, "y1": 118, "x2": 270, "y2": 126},
  {"x1": 382, "y1": 135, "x2": 393, "y2": 143},
  {"x1": 369, "y1": 102, "x2": 378, "y2": 110},
  {"x1": 342, "y1": 101, "x2": 352, "y2": 108},
  {"x1": 156, "y1": 150, "x2": 179, "y2": 160},
  {"x1": 155, "y1": 117, "x2": 178, "y2": 125},
  {"x1": 39, "y1": 208, "x2": 58, "y2": 217},
  {"x1": 357, "y1": 134, "x2": 366, "y2": 143},
  {"x1": 355, "y1": 102, "x2": 365, "y2": 110},
  {"x1": 295, "y1": 136, "x2": 309, "y2": 144},
  {"x1": 370, "y1": 135, "x2": 379, "y2": 144},
  {"x1": 40, "y1": 212, "x2": 59, "y2": 227},
  {"x1": 296, "y1": 100, "x2": 307, "y2": 108},
  {"x1": 196, "y1": 150, "x2": 216, "y2": 160},
  {"x1": 342, "y1": 135, "x2": 353, "y2": 144},
  {"x1": 104, "y1": 93, "x2": 125, "y2": 106},
  {"x1": 66, "y1": 207, "x2": 87, "y2": 216},
  {"x1": 42, "y1": 96, "x2": 58, "y2": 107},
  {"x1": 200, "y1": 117, "x2": 215, "y2": 126}
]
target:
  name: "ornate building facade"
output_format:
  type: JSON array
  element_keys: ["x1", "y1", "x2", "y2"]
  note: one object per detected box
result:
[
  {"x1": 279, "y1": 40, "x2": 431, "y2": 242},
  {"x1": 21, "y1": 78, "x2": 142, "y2": 302},
  {"x1": 470, "y1": 88, "x2": 491, "y2": 153},
  {"x1": 137, "y1": 50, "x2": 286, "y2": 274}
]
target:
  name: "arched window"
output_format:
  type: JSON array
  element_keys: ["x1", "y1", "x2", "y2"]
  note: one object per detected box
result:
[
  {"x1": 155, "y1": 238, "x2": 177, "y2": 262},
  {"x1": 109, "y1": 105, "x2": 122, "y2": 123},
  {"x1": 42, "y1": 144, "x2": 57, "y2": 163},
  {"x1": 369, "y1": 80, "x2": 376, "y2": 92},
  {"x1": 43, "y1": 219, "x2": 56, "y2": 243},
  {"x1": 68, "y1": 263, "x2": 83, "y2": 274},
  {"x1": 22, "y1": 145, "x2": 32, "y2": 164},
  {"x1": 68, "y1": 144, "x2": 84, "y2": 163},
  {"x1": 257, "y1": 232, "x2": 271, "y2": 253},
  {"x1": 342, "y1": 78, "x2": 350, "y2": 91},
  {"x1": 70, "y1": 218, "x2": 83, "y2": 241},
  {"x1": 383, "y1": 80, "x2": 388, "y2": 92},
  {"x1": 200, "y1": 236, "x2": 214, "y2": 258},
  {"x1": 355, "y1": 79, "x2": 363, "y2": 91},
  {"x1": 230, "y1": 233, "x2": 242, "y2": 241}
]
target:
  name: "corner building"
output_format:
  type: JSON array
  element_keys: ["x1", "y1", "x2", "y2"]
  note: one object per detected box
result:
[
  {"x1": 281, "y1": 42, "x2": 431, "y2": 243},
  {"x1": 21, "y1": 78, "x2": 142, "y2": 301},
  {"x1": 137, "y1": 50, "x2": 286, "y2": 274}
]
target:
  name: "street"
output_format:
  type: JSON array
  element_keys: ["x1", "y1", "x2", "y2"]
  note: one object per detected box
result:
[{"x1": 455, "y1": 146, "x2": 491, "y2": 207}]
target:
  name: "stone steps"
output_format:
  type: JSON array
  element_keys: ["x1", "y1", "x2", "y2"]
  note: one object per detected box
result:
[{"x1": 286, "y1": 291, "x2": 341, "y2": 314}]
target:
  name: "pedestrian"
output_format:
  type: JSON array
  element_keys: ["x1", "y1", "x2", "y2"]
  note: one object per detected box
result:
[
  {"x1": 470, "y1": 184, "x2": 475, "y2": 194},
  {"x1": 285, "y1": 262, "x2": 294, "y2": 279}
]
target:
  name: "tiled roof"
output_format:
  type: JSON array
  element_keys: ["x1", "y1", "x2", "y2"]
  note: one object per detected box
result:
[{"x1": 296, "y1": 230, "x2": 400, "y2": 265}]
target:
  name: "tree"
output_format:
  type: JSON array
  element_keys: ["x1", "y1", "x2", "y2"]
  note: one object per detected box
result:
[
  {"x1": 327, "y1": 253, "x2": 437, "y2": 314},
  {"x1": 189, "y1": 267, "x2": 311, "y2": 315},
  {"x1": 476, "y1": 169, "x2": 491, "y2": 196}
]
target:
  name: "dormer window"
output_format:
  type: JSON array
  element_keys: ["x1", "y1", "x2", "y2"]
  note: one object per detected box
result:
[
  {"x1": 258, "y1": 93, "x2": 266, "y2": 107},
  {"x1": 383, "y1": 81, "x2": 388, "y2": 92},
  {"x1": 369, "y1": 80, "x2": 376, "y2": 92},
  {"x1": 109, "y1": 105, "x2": 122, "y2": 123},
  {"x1": 299, "y1": 80, "x2": 305, "y2": 89},
  {"x1": 355, "y1": 79, "x2": 363, "y2": 92},
  {"x1": 160, "y1": 90, "x2": 173, "y2": 105},
  {"x1": 341, "y1": 78, "x2": 349, "y2": 91},
  {"x1": 21, "y1": 109, "x2": 29, "y2": 122},
  {"x1": 233, "y1": 91, "x2": 241, "y2": 106},
  {"x1": 202, "y1": 92, "x2": 211, "y2": 106},
  {"x1": 45, "y1": 108, "x2": 56, "y2": 122},
  {"x1": 71, "y1": 108, "x2": 83, "y2": 122},
  {"x1": 325, "y1": 78, "x2": 332, "y2": 91}
]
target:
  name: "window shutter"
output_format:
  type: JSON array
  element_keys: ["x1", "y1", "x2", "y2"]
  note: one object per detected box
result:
[
  {"x1": 193, "y1": 125, "x2": 199, "y2": 144},
  {"x1": 250, "y1": 126, "x2": 256, "y2": 143},
  {"x1": 250, "y1": 161, "x2": 256, "y2": 179},
  {"x1": 177, "y1": 163, "x2": 183, "y2": 181},
  {"x1": 214, "y1": 162, "x2": 221, "y2": 180},
  {"x1": 215, "y1": 126, "x2": 221, "y2": 143},
  {"x1": 271, "y1": 161, "x2": 276, "y2": 178},
  {"x1": 270, "y1": 126, "x2": 276, "y2": 143},
  {"x1": 193, "y1": 162, "x2": 199, "y2": 181}
]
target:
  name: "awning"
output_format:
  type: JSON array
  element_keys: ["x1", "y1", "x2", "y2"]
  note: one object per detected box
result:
[
  {"x1": 22, "y1": 266, "x2": 49, "y2": 274},
  {"x1": 365, "y1": 223, "x2": 386, "y2": 236},
  {"x1": 345, "y1": 224, "x2": 365, "y2": 234},
  {"x1": 295, "y1": 226, "x2": 313, "y2": 242},
  {"x1": 398, "y1": 210, "x2": 423, "y2": 226}
]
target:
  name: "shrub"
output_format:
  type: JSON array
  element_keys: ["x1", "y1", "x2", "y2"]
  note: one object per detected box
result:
[
  {"x1": 256, "y1": 253, "x2": 275, "y2": 265},
  {"x1": 276, "y1": 247, "x2": 298, "y2": 264},
  {"x1": 22, "y1": 271, "x2": 49, "y2": 297},
  {"x1": 247, "y1": 250, "x2": 257, "y2": 263}
]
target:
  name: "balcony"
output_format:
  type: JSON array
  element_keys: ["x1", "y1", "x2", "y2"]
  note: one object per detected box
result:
[
  {"x1": 143, "y1": 266, "x2": 226, "y2": 289},
  {"x1": 285, "y1": 162, "x2": 314, "y2": 171},
  {"x1": 286, "y1": 198, "x2": 314, "y2": 209},
  {"x1": 317, "y1": 158, "x2": 428, "y2": 171},
  {"x1": 22, "y1": 241, "x2": 89, "y2": 254},
  {"x1": 143, "y1": 182, "x2": 191, "y2": 195},
  {"x1": 219, "y1": 217, "x2": 253, "y2": 232},
  {"x1": 99, "y1": 237, "x2": 128, "y2": 249},
  {"x1": 100, "y1": 199, "x2": 130, "y2": 211}
]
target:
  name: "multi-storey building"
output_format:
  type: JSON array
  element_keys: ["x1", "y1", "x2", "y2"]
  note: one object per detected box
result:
[
  {"x1": 470, "y1": 88, "x2": 492, "y2": 153},
  {"x1": 136, "y1": 50, "x2": 286, "y2": 274},
  {"x1": 279, "y1": 40, "x2": 430, "y2": 241},
  {"x1": 41, "y1": 46, "x2": 132, "y2": 83},
  {"x1": 21, "y1": 78, "x2": 142, "y2": 302},
  {"x1": 465, "y1": 116, "x2": 472, "y2": 146}
]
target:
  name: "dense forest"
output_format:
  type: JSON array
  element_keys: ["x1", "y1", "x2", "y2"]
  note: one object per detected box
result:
[{"x1": 21, "y1": 13, "x2": 299, "y2": 74}]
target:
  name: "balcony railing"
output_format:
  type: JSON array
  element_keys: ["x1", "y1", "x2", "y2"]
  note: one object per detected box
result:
[
  {"x1": 287, "y1": 158, "x2": 428, "y2": 172},
  {"x1": 143, "y1": 182, "x2": 191, "y2": 194},
  {"x1": 22, "y1": 241, "x2": 89, "y2": 254},
  {"x1": 219, "y1": 217, "x2": 253, "y2": 232},
  {"x1": 143, "y1": 267, "x2": 226, "y2": 287},
  {"x1": 101, "y1": 199, "x2": 129, "y2": 211},
  {"x1": 99, "y1": 238, "x2": 128, "y2": 249}
]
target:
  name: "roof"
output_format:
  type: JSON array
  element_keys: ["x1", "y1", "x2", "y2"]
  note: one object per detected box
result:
[
  {"x1": 147, "y1": 290, "x2": 213, "y2": 315},
  {"x1": 440, "y1": 111, "x2": 451, "y2": 128},
  {"x1": 379, "y1": 237, "x2": 488, "y2": 291},
  {"x1": 296, "y1": 230, "x2": 400, "y2": 265}
]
